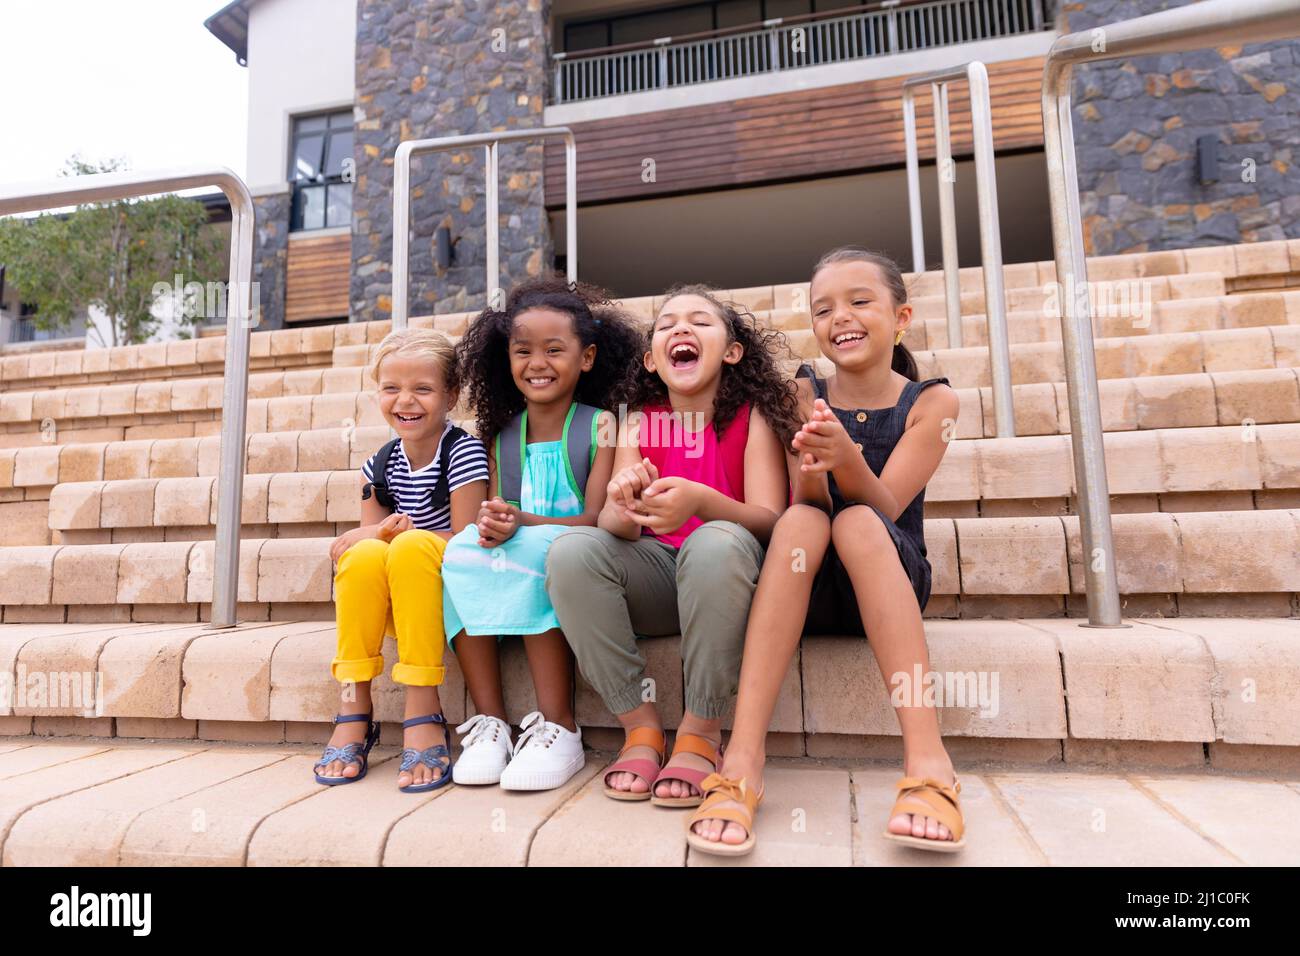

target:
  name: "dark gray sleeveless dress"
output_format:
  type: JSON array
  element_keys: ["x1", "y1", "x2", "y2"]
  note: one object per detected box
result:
[{"x1": 795, "y1": 363, "x2": 952, "y2": 635}]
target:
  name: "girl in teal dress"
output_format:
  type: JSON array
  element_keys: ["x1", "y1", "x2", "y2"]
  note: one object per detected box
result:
[{"x1": 442, "y1": 277, "x2": 641, "y2": 791}]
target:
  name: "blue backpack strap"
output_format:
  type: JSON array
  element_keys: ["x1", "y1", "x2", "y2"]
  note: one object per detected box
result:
[
  {"x1": 562, "y1": 403, "x2": 600, "y2": 507},
  {"x1": 494, "y1": 412, "x2": 527, "y2": 508},
  {"x1": 361, "y1": 437, "x2": 402, "y2": 511}
]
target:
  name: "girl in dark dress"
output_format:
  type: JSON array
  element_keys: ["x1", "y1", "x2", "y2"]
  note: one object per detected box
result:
[{"x1": 687, "y1": 247, "x2": 968, "y2": 856}]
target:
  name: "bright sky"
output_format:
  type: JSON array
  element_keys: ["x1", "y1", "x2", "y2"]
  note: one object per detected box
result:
[{"x1": 1, "y1": 0, "x2": 247, "y2": 186}]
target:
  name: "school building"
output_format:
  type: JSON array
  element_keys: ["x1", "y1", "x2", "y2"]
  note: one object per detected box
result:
[{"x1": 202, "y1": 0, "x2": 1300, "y2": 329}]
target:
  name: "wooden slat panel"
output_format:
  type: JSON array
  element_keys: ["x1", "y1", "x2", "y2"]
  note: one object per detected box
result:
[
  {"x1": 285, "y1": 233, "x2": 350, "y2": 323},
  {"x1": 544, "y1": 56, "x2": 1047, "y2": 206}
]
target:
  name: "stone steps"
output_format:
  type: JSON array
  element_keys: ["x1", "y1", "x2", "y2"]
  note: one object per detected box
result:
[
  {"x1": 2, "y1": 508, "x2": 1297, "y2": 623},
  {"x1": 31, "y1": 424, "x2": 1299, "y2": 546},
  {"x1": 2, "y1": 618, "x2": 1297, "y2": 752},
  {"x1": 1, "y1": 739, "x2": 1294, "y2": 866}
]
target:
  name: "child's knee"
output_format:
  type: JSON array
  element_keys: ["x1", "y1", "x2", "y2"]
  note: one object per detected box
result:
[
  {"x1": 545, "y1": 527, "x2": 615, "y2": 593},
  {"x1": 385, "y1": 529, "x2": 447, "y2": 571},
  {"x1": 677, "y1": 521, "x2": 762, "y2": 587},
  {"x1": 831, "y1": 505, "x2": 891, "y2": 548},
  {"x1": 336, "y1": 536, "x2": 387, "y2": 574}
]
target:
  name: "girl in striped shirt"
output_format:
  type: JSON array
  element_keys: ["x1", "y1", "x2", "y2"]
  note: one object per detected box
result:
[{"x1": 314, "y1": 329, "x2": 488, "y2": 793}]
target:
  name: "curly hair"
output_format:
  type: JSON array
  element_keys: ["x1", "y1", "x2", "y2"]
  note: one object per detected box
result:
[
  {"x1": 613, "y1": 284, "x2": 802, "y2": 447},
  {"x1": 455, "y1": 275, "x2": 644, "y2": 442}
]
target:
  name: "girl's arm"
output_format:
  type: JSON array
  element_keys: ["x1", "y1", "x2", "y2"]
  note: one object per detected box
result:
[
  {"x1": 440, "y1": 478, "x2": 487, "y2": 540},
  {"x1": 821, "y1": 384, "x2": 960, "y2": 522},
  {"x1": 329, "y1": 472, "x2": 397, "y2": 562},
  {"x1": 598, "y1": 413, "x2": 651, "y2": 541},
  {"x1": 436, "y1": 433, "x2": 490, "y2": 540},
  {"x1": 789, "y1": 377, "x2": 832, "y2": 510},
  {"x1": 686, "y1": 406, "x2": 788, "y2": 545}
]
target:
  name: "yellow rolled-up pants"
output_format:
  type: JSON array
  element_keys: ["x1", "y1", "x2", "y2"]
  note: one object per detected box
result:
[{"x1": 331, "y1": 530, "x2": 448, "y2": 687}]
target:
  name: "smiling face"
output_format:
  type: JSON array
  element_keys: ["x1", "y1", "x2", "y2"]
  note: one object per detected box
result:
[
  {"x1": 809, "y1": 260, "x2": 912, "y2": 372},
  {"x1": 508, "y1": 306, "x2": 595, "y2": 406},
  {"x1": 646, "y1": 293, "x2": 743, "y2": 397},
  {"x1": 375, "y1": 353, "x2": 455, "y2": 440}
]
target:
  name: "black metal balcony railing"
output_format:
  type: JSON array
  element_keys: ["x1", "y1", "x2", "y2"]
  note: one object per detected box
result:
[{"x1": 552, "y1": 0, "x2": 1050, "y2": 104}]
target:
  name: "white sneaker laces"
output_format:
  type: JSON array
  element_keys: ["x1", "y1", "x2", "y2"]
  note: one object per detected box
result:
[
  {"x1": 512, "y1": 710, "x2": 560, "y2": 754},
  {"x1": 456, "y1": 713, "x2": 509, "y2": 749}
]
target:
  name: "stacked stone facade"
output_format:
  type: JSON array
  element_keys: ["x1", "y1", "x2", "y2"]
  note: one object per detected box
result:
[
  {"x1": 1066, "y1": 0, "x2": 1300, "y2": 255},
  {"x1": 349, "y1": 0, "x2": 551, "y2": 324}
]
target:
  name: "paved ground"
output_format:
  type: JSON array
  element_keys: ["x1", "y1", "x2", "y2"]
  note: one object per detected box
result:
[{"x1": 0, "y1": 738, "x2": 1296, "y2": 866}]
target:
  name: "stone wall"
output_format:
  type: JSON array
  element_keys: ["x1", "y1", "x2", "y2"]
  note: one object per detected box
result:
[
  {"x1": 251, "y1": 192, "x2": 290, "y2": 331},
  {"x1": 350, "y1": 0, "x2": 551, "y2": 324},
  {"x1": 1065, "y1": 0, "x2": 1300, "y2": 256}
]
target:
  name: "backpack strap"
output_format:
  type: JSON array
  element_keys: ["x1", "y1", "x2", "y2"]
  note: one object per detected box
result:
[
  {"x1": 795, "y1": 361, "x2": 828, "y2": 402},
  {"x1": 494, "y1": 413, "x2": 527, "y2": 508},
  {"x1": 429, "y1": 424, "x2": 471, "y2": 514},
  {"x1": 361, "y1": 437, "x2": 402, "y2": 511},
  {"x1": 562, "y1": 403, "x2": 600, "y2": 507}
]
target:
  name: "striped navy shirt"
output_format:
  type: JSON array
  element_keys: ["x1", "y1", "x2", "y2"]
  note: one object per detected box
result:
[{"x1": 361, "y1": 422, "x2": 489, "y2": 532}]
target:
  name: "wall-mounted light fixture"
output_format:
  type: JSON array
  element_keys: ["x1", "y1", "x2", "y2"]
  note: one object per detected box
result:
[
  {"x1": 1197, "y1": 134, "x2": 1219, "y2": 185},
  {"x1": 435, "y1": 225, "x2": 459, "y2": 269}
]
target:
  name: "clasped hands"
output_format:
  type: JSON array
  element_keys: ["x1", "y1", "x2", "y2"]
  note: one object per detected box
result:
[
  {"x1": 792, "y1": 398, "x2": 858, "y2": 474},
  {"x1": 608, "y1": 458, "x2": 702, "y2": 536}
]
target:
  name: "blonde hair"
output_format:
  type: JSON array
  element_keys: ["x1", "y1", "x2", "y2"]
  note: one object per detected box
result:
[{"x1": 368, "y1": 328, "x2": 459, "y2": 391}]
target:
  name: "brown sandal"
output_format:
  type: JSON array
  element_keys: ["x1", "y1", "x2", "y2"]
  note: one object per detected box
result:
[
  {"x1": 881, "y1": 775, "x2": 966, "y2": 852},
  {"x1": 686, "y1": 773, "x2": 764, "y2": 857},
  {"x1": 602, "y1": 726, "x2": 667, "y2": 801}
]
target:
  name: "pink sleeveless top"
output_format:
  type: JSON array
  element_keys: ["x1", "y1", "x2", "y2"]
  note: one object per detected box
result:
[{"x1": 638, "y1": 402, "x2": 750, "y2": 549}]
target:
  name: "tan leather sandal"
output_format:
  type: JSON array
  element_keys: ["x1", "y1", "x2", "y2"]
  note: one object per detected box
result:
[
  {"x1": 685, "y1": 772, "x2": 764, "y2": 857},
  {"x1": 882, "y1": 775, "x2": 966, "y2": 852}
]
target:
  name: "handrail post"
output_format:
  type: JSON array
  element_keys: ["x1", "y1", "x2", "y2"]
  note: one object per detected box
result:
[
  {"x1": 933, "y1": 81, "x2": 962, "y2": 350},
  {"x1": 391, "y1": 127, "x2": 579, "y2": 331},
  {"x1": 967, "y1": 61, "x2": 1014, "y2": 438},
  {"x1": 902, "y1": 62, "x2": 1015, "y2": 437},
  {"x1": 0, "y1": 166, "x2": 255, "y2": 630},
  {"x1": 901, "y1": 86, "x2": 925, "y2": 275},
  {"x1": 1038, "y1": 0, "x2": 1300, "y2": 626}
]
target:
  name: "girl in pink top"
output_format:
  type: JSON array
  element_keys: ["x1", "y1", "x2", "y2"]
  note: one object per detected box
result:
[{"x1": 545, "y1": 285, "x2": 800, "y2": 807}]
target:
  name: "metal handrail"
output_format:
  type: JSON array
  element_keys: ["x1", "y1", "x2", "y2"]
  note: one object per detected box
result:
[
  {"x1": 392, "y1": 128, "x2": 577, "y2": 330},
  {"x1": 1042, "y1": 0, "x2": 1300, "y2": 627},
  {"x1": 0, "y1": 167, "x2": 255, "y2": 629},
  {"x1": 902, "y1": 62, "x2": 1015, "y2": 437}
]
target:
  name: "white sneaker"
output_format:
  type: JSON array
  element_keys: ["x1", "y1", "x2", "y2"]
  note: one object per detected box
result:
[
  {"x1": 499, "y1": 711, "x2": 585, "y2": 791},
  {"x1": 452, "y1": 714, "x2": 513, "y2": 785}
]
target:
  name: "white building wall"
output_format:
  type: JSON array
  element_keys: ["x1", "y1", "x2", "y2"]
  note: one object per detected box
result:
[{"x1": 245, "y1": 0, "x2": 357, "y2": 193}]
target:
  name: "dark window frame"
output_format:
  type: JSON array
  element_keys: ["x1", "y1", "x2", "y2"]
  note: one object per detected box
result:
[{"x1": 288, "y1": 109, "x2": 353, "y2": 232}]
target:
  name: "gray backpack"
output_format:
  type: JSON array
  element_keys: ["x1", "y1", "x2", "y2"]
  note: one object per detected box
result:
[{"x1": 494, "y1": 403, "x2": 600, "y2": 508}]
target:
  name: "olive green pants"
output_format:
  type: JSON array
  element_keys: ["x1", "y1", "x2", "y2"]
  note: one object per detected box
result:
[{"x1": 545, "y1": 521, "x2": 765, "y2": 719}]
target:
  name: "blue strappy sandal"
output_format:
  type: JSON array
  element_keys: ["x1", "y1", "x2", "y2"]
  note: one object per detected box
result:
[
  {"x1": 398, "y1": 712, "x2": 454, "y2": 794},
  {"x1": 313, "y1": 712, "x2": 381, "y2": 786}
]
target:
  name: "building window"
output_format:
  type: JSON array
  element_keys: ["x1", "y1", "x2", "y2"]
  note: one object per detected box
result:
[{"x1": 289, "y1": 110, "x2": 353, "y2": 231}]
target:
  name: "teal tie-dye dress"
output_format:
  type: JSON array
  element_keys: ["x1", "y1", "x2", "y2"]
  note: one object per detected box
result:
[{"x1": 441, "y1": 437, "x2": 584, "y2": 644}]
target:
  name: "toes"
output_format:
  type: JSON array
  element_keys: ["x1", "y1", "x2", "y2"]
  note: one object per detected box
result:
[
  {"x1": 887, "y1": 813, "x2": 912, "y2": 835},
  {"x1": 937, "y1": 823, "x2": 951, "y2": 841},
  {"x1": 722, "y1": 821, "x2": 748, "y2": 846},
  {"x1": 628, "y1": 773, "x2": 648, "y2": 794},
  {"x1": 925, "y1": 816, "x2": 941, "y2": 840},
  {"x1": 911, "y1": 813, "x2": 927, "y2": 838},
  {"x1": 342, "y1": 761, "x2": 359, "y2": 779}
]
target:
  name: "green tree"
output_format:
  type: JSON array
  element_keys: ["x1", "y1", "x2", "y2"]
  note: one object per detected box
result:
[{"x1": 0, "y1": 156, "x2": 227, "y2": 347}]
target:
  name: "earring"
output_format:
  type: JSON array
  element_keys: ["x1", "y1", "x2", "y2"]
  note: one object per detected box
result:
[{"x1": 894, "y1": 329, "x2": 905, "y2": 346}]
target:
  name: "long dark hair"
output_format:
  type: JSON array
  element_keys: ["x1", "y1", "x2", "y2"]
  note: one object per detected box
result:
[
  {"x1": 811, "y1": 246, "x2": 919, "y2": 382},
  {"x1": 456, "y1": 275, "x2": 643, "y2": 442},
  {"x1": 613, "y1": 283, "x2": 802, "y2": 446}
]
